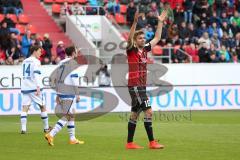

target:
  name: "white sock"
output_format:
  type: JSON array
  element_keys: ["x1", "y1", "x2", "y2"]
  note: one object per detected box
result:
[
  {"x1": 41, "y1": 111, "x2": 49, "y2": 130},
  {"x1": 67, "y1": 121, "x2": 75, "y2": 141},
  {"x1": 49, "y1": 117, "x2": 67, "y2": 137},
  {"x1": 20, "y1": 112, "x2": 27, "y2": 131}
]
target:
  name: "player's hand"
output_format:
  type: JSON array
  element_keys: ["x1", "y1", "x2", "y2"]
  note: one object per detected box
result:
[
  {"x1": 76, "y1": 95, "x2": 80, "y2": 103},
  {"x1": 133, "y1": 11, "x2": 140, "y2": 23},
  {"x1": 56, "y1": 96, "x2": 60, "y2": 104},
  {"x1": 35, "y1": 86, "x2": 41, "y2": 96},
  {"x1": 158, "y1": 10, "x2": 168, "y2": 22}
]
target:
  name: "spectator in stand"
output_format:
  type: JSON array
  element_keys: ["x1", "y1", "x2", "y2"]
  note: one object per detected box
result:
[
  {"x1": 2, "y1": 14, "x2": 20, "y2": 35},
  {"x1": 0, "y1": 46, "x2": 6, "y2": 64},
  {"x1": 187, "y1": 23, "x2": 198, "y2": 43},
  {"x1": 99, "y1": 3, "x2": 108, "y2": 16},
  {"x1": 237, "y1": 0, "x2": 240, "y2": 13},
  {"x1": 159, "y1": 24, "x2": 168, "y2": 45},
  {"x1": 230, "y1": 21, "x2": 240, "y2": 36},
  {"x1": 145, "y1": 25, "x2": 154, "y2": 42},
  {"x1": 208, "y1": 22, "x2": 223, "y2": 38},
  {"x1": 220, "y1": 12, "x2": 230, "y2": 24},
  {"x1": 173, "y1": 3, "x2": 184, "y2": 26},
  {"x1": 96, "y1": 64, "x2": 111, "y2": 87},
  {"x1": 12, "y1": 0, "x2": 23, "y2": 16},
  {"x1": 196, "y1": 22, "x2": 208, "y2": 38},
  {"x1": 215, "y1": 0, "x2": 228, "y2": 17},
  {"x1": 185, "y1": 42, "x2": 198, "y2": 57},
  {"x1": 0, "y1": 1, "x2": 3, "y2": 14},
  {"x1": 126, "y1": 1, "x2": 136, "y2": 26},
  {"x1": 231, "y1": 53, "x2": 239, "y2": 63},
  {"x1": 198, "y1": 32, "x2": 211, "y2": 49},
  {"x1": 21, "y1": 30, "x2": 33, "y2": 58},
  {"x1": 2, "y1": 0, "x2": 14, "y2": 14},
  {"x1": 198, "y1": 43, "x2": 210, "y2": 62},
  {"x1": 0, "y1": 21, "x2": 10, "y2": 51},
  {"x1": 162, "y1": 42, "x2": 177, "y2": 63},
  {"x1": 136, "y1": 13, "x2": 148, "y2": 30},
  {"x1": 221, "y1": 32, "x2": 231, "y2": 49},
  {"x1": 209, "y1": 51, "x2": 220, "y2": 63},
  {"x1": 197, "y1": 12, "x2": 209, "y2": 27},
  {"x1": 138, "y1": 3, "x2": 149, "y2": 15},
  {"x1": 183, "y1": 0, "x2": 193, "y2": 23},
  {"x1": 221, "y1": 21, "x2": 233, "y2": 37},
  {"x1": 209, "y1": 11, "x2": 221, "y2": 27},
  {"x1": 147, "y1": 11, "x2": 158, "y2": 31},
  {"x1": 149, "y1": 1, "x2": 159, "y2": 17},
  {"x1": 210, "y1": 33, "x2": 221, "y2": 49},
  {"x1": 218, "y1": 45, "x2": 230, "y2": 62},
  {"x1": 56, "y1": 41, "x2": 65, "y2": 62},
  {"x1": 235, "y1": 33, "x2": 240, "y2": 59},
  {"x1": 230, "y1": 11, "x2": 240, "y2": 27},
  {"x1": 160, "y1": 2, "x2": 174, "y2": 24},
  {"x1": 72, "y1": 2, "x2": 85, "y2": 15},
  {"x1": 62, "y1": 2, "x2": 73, "y2": 15},
  {"x1": 5, "y1": 33, "x2": 21, "y2": 65},
  {"x1": 192, "y1": 0, "x2": 210, "y2": 25},
  {"x1": 175, "y1": 45, "x2": 188, "y2": 63},
  {"x1": 107, "y1": 0, "x2": 120, "y2": 15},
  {"x1": 42, "y1": 33, "x2": 52, "y2": 64},
  {"x1": 178, "y1": 21, "x2": 189, "y2": 44}
]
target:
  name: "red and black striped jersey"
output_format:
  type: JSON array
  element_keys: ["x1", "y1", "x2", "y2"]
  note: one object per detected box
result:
[{"x1": 127, "y1": 43, "x2": 151, "y2": 86}]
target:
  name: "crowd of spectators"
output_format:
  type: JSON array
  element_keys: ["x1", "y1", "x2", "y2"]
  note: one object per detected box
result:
[
  {"x1": 125, "y1": 0, "x2": 240, "y2": 63},
  {"x1": 0, "y1": 0, "x2": 68, "y2": 65}
]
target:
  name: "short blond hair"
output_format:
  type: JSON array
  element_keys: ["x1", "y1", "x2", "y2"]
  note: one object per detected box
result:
[{"x1": 133, "y1": 30, "x2": 145, "y2": 40}]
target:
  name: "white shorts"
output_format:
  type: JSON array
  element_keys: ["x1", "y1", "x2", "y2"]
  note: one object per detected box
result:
[
  {"x1": 22, "y1": 92, "x2": 46, "y2": 106},
  {"x1": 55, "y1": 97, "x2": 76, "y2": 115}
]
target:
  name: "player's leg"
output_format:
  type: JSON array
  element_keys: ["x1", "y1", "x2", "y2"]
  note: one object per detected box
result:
[
  {"x1": 126, "y1": 86, "x2": 143, "y2": 149},
  {"x1": 143, "y1": 103, "x2": 164, "y2": 149},
  {"x1": 45, "y1": 98, "x2": 71, "y2": 146},
  {"x1": 66, "y1": 99, "x2": 84, "y2": 144},
  {"x1": 20, "y1": 105, "x2": 30, "y2": 134},
  {"x1": 31, "y1": 93, "x2": 50, "y2": 132},
  {"x1": 67, "y1": 116, "x2": 84, "y2": 145},
  {"x1": 20, "y1": 93, "x2": 31, "y2": 134},
  {"x1": 45, "y1": 115, "x2": 68, "y2": 146},
  {"x1": 39, "y1": 105, "x2": 50, "y2": 133}
]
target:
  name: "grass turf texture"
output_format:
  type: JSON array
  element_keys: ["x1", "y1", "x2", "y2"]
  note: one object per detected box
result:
[{"x1": 0, "y1": 110, "x2": 240, "y2": 160}]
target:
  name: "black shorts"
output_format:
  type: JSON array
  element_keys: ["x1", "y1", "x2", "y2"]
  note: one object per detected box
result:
[{"x1": 128, "y1": 86, "x2": 151, "y2": 113}]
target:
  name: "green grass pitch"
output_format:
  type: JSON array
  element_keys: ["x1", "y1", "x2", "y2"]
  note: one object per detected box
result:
[{"x1": 0, "y1": 110, "x2": 240, "y2": 160}]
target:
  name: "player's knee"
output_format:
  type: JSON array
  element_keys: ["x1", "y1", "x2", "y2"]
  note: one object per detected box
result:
[
  {"x1": 145, "y1": 109, "x2": 153, "y2": 118},
  {"x1": 130, "y1": 112, "x2": 139, "y2": 121},
  {"x1": 39, "y1": 105, "x2": 46, "y2": 112},
  {"x1": 22, "y1": 105, "x2": 30, "y2": 112}
]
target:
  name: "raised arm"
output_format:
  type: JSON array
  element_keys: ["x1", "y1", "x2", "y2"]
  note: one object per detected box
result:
[
  {"x1": 127, "y1": 11, "x2": 140, "y2": 49},
  {"x1": 149, "y1": 10, "x2": 168, "y2": 47}
]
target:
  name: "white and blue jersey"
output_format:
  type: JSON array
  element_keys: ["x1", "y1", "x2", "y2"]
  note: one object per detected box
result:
[
  {"x1": 56, "y1": 58, "x2": 79, "y2": 100},
  {"x1": 21, "y1": 56, "x2": 45, "y2": 106},
  {"x1": 21, "y1": 56, "x2": 42, "y2": 93}
]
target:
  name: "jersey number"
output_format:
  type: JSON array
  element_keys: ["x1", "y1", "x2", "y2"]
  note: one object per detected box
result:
[
  {"x1": 23, "y1": 64, "x2": 31, "y2": 77},
  {"x1": 58, "y1": 65, "x2": 65, "y2": 83}
]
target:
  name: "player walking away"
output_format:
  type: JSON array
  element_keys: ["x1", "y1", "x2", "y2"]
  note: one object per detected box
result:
[
  {"x1": 125, "y1": 10, "x2": 168, "y2": 149},
  {"x1": 20, "y1": 46, "x2": 51, "y2": 134},
  {"x1": 45, "y1": 46, "x2": 84, "y2": 146}
]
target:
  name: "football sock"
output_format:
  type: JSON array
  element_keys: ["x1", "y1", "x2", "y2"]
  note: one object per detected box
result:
[
  {"x1": 41, "y1": 111, "x2": 49, "y2": 130},
  {"x1": 20, "y1": 112, "x2": 27, "y2": 131},
  {"x1": 127, "y1": 119, "x2": 137, "y2": 143},
  {"x1": 49, "y1": 117, "x2": 67, "y2": 137},
  {"x1": 144, "y1": 117, "x2": 154, "y2": 141},
  {"x1": 67, "y1": 121, "x2": 75, "y2": 141}
]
